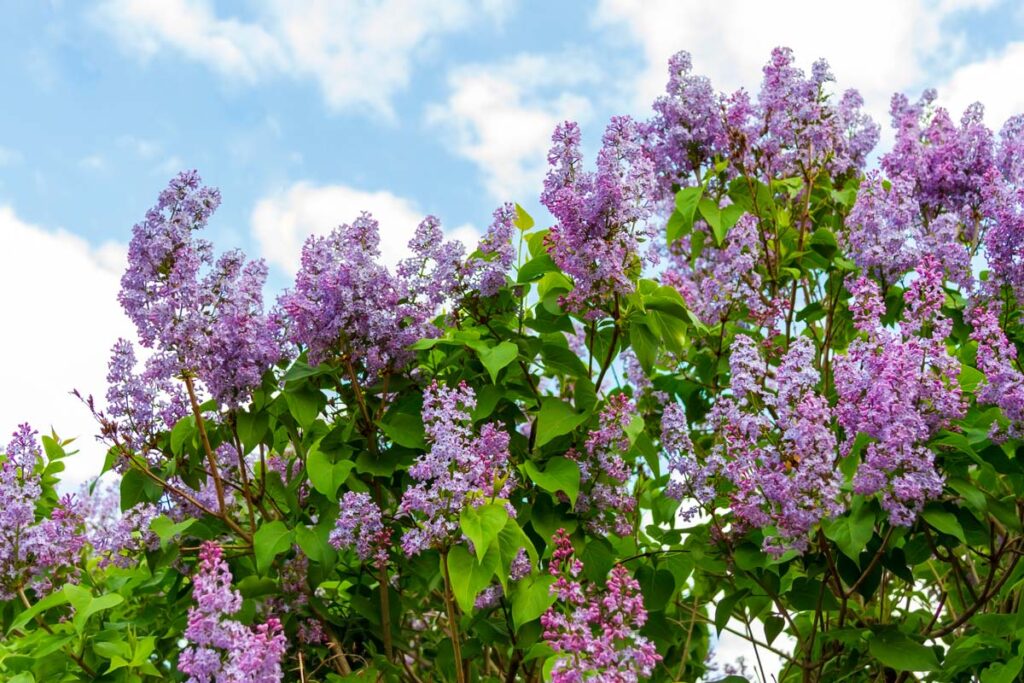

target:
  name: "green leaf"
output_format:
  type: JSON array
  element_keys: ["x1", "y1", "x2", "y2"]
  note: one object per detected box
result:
[
  {"x1": 8, "y1": 589, "x2": 69, "y2": 634},
  {"x1": 715, "y1": 589, "x2": 748, "y2": 634},
  {"x1": 460, "y1": 504, "x2": 510, "y2": 562},
  {"x1": 764, "y1": 615, "x2": 785, "y2": 646},
  {"x1": 296, "y1": 524, "x2": 337, "y2": 566},
  {"x1": 307, "y1": 443, "x2": 355, "y2": 502},
  {"x1": 982, "y1": 656, "x2": 1024, "y2": 683},
  {"x1": 446, "y1": 544, "x2": 499, "y2": 612},
  {"x1": 478, "y1": 341, "x2": 519, "y2": 383},
  {"x1": 868, "y1": 629, "x2": 938, "y2": 672},
  {"x1": 517, "y1": 253, "x2": 558, "y2": 283},
  {"x1": 667, "y1": 186, "x2": 703, "y2": 244},
  {"x1": 523, "y1": 456, "x2": 580, "y2": 507},
  {"x1": 698, "y1": 198, "x2": 744, "y2": 245},
  {"x1": 535, "y1": 398, "x2": 587, "y2": 448},
  {"x1": 824, "y1": 500, "x2": 875, "y2": 561},
  {"x1": 379, "y1": 411, "x2": 426, "y2": 450},
  {"x1": 514, "y1": 203, "x2": 535, "y2": 231},
  {"x1": 170, "y1": 416, "x2": 196, "y2": 456},
  {"x1": 73, "y1": 593, "x2": 123, "y2": 634},
  {"x1": 254, "y1": 520, "x2": 294, "y2": 574},
  {"x1": 149, "y1": 515, "x2": 195, "y2": 550},
  {"x1": 235, "y1": 410, "x2": 268, "y2": 449},
  {"x1": 284, "y1": 386, "x2": 322, "y2": 429},
  {"x1": 922, "y1": 506, "x2": 967, "y2": 545},
  {"x1": 511, "y1": 574, "x2": 557, "y2": 629}
]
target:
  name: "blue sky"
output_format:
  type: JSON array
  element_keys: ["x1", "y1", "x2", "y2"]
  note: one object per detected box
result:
[{"x1": 3, "y1": 0, "x2": 1024, "y2": 491}]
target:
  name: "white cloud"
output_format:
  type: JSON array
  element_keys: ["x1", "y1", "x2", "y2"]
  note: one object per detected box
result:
[
  {"x1": 79, "y1": 154, "x2": 107, "y2": 170},
  {"x1": 251, "y1": 182, "x2": 477, "y2": 273},
  {"x1": 95, "y1": 0, "x2": 511, "y2": 117},
  {"x1": 427, "y1": 53, "x2": 598, "y2": 202},
  {"x1": 937, "y1": 41, "x2": 1024, "y2": 127},
  {"x1": 0, "y1": 206, "x2": 133, "y2": 488},
  {"x1": 592, "y1": 0, "x2": 992, "y2": 125}
]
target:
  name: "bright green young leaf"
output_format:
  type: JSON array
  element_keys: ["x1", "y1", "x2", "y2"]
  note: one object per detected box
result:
[
  {"x1": 254, "y1": 520, "x2": 294, "y2": 574},
  {"x1": 667, "y1": 186, "x2": 703, "y2": 244},
  {"x1": 149, "y1": 515, "x2": 196, "y2": 551},
  {"x1": 478, "y1": 341, "x2": 519, "y2": 383},
  {"x1": 460, "y1": 503, "x2": 510, "y2": 562},
  {"x1": 306, "y1": 444, "x2": 355, "y2": 501},
  {"x1": 523, "y1": 456, "x2": 581, "y2": 507},
  {"x1": 514, "y1": 202, "x2": 535, "y2": 231},
  {"x1": 511, "y1": 574, "x2": 557, "y2": 629},
  {"x1": 445, "y1": 544, "x2": 499, "y2": 612},
  {"x1": 535, "y1": 398, "x2": 587, "y2": 448}
]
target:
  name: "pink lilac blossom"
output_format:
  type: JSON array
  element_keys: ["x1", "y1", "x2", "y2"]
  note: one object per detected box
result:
[
  {"x1": 119, "y1": 171, "x2": 280, "y2": 407},
  {"x1": 705, "y1": 336, "x2": 843, "y2": 555},
  {"x1": 834, "y1": 259, "x2": 965, "y2": 526},
  {"x1": 398, "y1": 382, "x2": 517, "y2": 556},
  {"x1": 969, "y1": 304, "x2": 1024, "y2": 441},
  {"x1": 178, "y1": 542, "x2": 287, "y2": 682},
  {"x1": 329, "y1": 491, "x2": 390, "y2": 568},
  {"x1": 541, "y1": 530, "x2": 661, "y2": 682},
  {"x1": 541, "y1": 117, "x2": 657, "y2": 317},
  {"x1": 571, "y1": 394, "x2": 639, "y2": 537},
  {"x1": 279, "y1": 213, "x2": 462, "y2": 377}
]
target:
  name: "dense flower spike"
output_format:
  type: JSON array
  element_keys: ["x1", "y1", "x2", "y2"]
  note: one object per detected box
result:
[
  {"x1": 702, "y1": 336, "x2": 843, "y2": 554},
  {"x1": 835, "y1": 259, "x2": 964, "y2": 525},
  {"x1": 329, "y1": 491, "x2": 390, "y2": 568},
  {"x1": 970, "y1": 304, "x2": 1024, "y2": 440},
  {"x1": 573, "y1": 394, "x2": 639, "y2": 536},
  {"x1": 118, "y1": 171, "x2": 280, "y2": 407},
  {"x1": 0, "y1": 425, "x2": 85, "y2": 599},
  {"x1": 178, "y1": 542, "x2": 287, "y2": 682},
  {"x1": 279, "y1": 212, "x2": 463, "y2": 376},
  {"x1": 542, "y1": 530, "x2": 661, "y2": 682},
  {"x1": 469, "y1": 202, "x2": 517, "y2": 297},
  {"x1": 542, "y1": 117, "x2": 657, "y2": 316},
  {"x1": 399, "y1": 382, "x2": 516, "y2": 555}
]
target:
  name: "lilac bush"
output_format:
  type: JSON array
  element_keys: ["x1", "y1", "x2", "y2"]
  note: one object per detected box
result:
[{"x1": 8, "y1": 44, "x2": 1024, "y2": 683}]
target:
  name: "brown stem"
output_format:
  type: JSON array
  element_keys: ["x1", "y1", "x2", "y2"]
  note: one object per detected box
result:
[
  {"x1": 183, "y1": 375, "x2": 227, "y2": 516},
  {"x1": 379, "y1": 564, "x2": 394, "y2": 661}
]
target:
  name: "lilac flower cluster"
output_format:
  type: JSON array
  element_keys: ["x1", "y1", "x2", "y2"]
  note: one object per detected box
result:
[
  {"x1": 119, "y1": 171, "x2": 280, "y2": 407},
  {"x1": 102, "y1": 338, "x2": 188, "y2": 463},
  {"x1": 398, "y1": 382, "x2": 516, "y2": 556},
  {"x1": 571, "y1": 394, "x2": 639, "y2": 537},
  {"x1": 662, "y1": 214, "x2": 771, "y2": 325},
  {"x1": 541, "y1": 117, "x2": 657, "y2": 316},
  {"x1": 473, "y1": 549, "x2": 532, "y2": 610},
  {"x1": 329, "y1": 491, "x2": 390, "y2": 568},
  {"x1": 644, "y1": 47, "x2": 877, "y2": 202},
  {"x1": 541, "y1": 530, "x2": 661, "y2": 682},
  {"x1": 0, "y1": 425, "x2": 85, "y2": 599},
  {"x1": 278, "y1": 213, "x2": 464, "y2": 377},
  {"x1": 834, "y1": 259, "x2": 964, "y2": 526},
  {"x1": 178, "y1": 542, "x2": 287, "y2": 682},
  {"x1": 661, "y1": 403, "x2": 717, "y2": 522},
  {"x1": 467, "y1": 202, "x2": 517, "y2": 297},
  {"x1": 700, "y1": 336, "x2": 843, "y2": 555},
  {"x1": 90, "y1": 501, "x2": 159, "y2": 569},
  {"x1": 969, "y1": 305, "x2": 1024, "y2": 441}
]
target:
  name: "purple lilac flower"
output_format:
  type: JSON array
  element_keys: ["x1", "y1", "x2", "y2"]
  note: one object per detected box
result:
[
  {"x1": 468, "y1": 203, "x2": 517, "y2": 297},
  {"x1": 178, "y1": 542, "x2": 287, "y2": 682},
  {"x1": 663, "y1": 214, "x2": 770, "y2": 325},
  {"x1": 834, "y1": 259, "x2": 964, "y2": 526},
  {"x1": 661, "y1": 403, "x2": 717, "y2": 521},
  {"x1": 399, "y1": 382, "x2": 517, "y2": 556},
  {"x1": 87, "y1": 498, "x2": 160, "y2": 569},
  {"x1": 329, "y1": 491, "x2": 390, "y2": 568},
  {"x1": 883, "y1": 92, "x2": 994, "y2": 217},
  {"x1": 541, "y1": 118, "x2": 656, "y2": 317},
  {"x1": 572, "y1": 394, "x2": 638, "y2": 537},
  {"x1": 279, "y1": 213, "x2": 463, "y2": 377},
  {"x1": 704, "y1": 336, "x2": 843, "y2": 555},
  {"x1": 1, "y1": 426, "x2": 86, "y2": 599},
  {"x1": 982, "y1": 169, "x2": 1024, "y2": 300},
  {"x1": 473, "y1": 548, "x2": 533, "y2": 610},
  {"x1": 541, "y1": 530, "x2": 661, "y2": 682},
  {"x1": 119, "y1": 172, "x2": 280, "y2": 408},
  {"x1": 102, "y1": 339, "x2": 188, "y2": 463},
  {"x1": 970, "y1": 304, "x2": 1024, "y2": 441}
]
